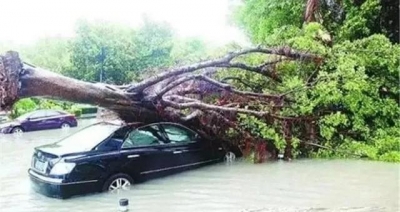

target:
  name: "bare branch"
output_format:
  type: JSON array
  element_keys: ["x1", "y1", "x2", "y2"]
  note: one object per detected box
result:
[
  {"x1": 225, "y1": 46, "x2": 321, "y2": 61},
  {"x1": 155, "y1": 74, "x2": 230, "y2": 98},
  {"x1": 163, "y1": 95, "x2": 268, "y2": 118},
  {"x1": 217, "y1": 62, "x2": 281, "y2": 82},
  {"x1": 128, "y1": 59, "x2": 227, "y2": 92}
]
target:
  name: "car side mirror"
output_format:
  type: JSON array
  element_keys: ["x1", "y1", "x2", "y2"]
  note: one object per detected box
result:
[{"x1": 194, "y1": 134, "x2": 201, "y2": 140}]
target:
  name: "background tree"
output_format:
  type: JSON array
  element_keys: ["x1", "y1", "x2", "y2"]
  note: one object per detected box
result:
[
  {"x1": 0, "y1": 37, "x2": 71, "y2": 72},
  {"x1": 67, "y1": 19, "x2": 174, "y2": 84},
  {"x1": 171, "y1": 38, "x2": 209, "y2": 64}
]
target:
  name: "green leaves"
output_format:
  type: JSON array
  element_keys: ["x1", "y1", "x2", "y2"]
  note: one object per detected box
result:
[
  {"x1": 234, "y1": 0, "x2": 304, "y2": 43},
  {"x1": 68, "y1": 19, "x2": 175, "y2": 84},
  {"x1": 338, "y1": 0, "x2": 381, "y2": 41},
  {"x1": 11, "y1": 99, "x2": 37, "y2": 118},
  {"x1": 233, "y1": 0, "x2": 399, "y2": 162},
  {"x1": 319, "y1": 112, "x2": 348, "y2": 140},
  {"x1": 238, "y1": 114, "x2": 286, "y2": 152}
]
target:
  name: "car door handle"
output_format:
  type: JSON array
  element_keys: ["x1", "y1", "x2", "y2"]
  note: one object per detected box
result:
[
  {"x1": 127, "y1": 154, "x2": 140, "y2": 158},
  {"x1": 173, "y1": 151, "x2": 182, "y2": 154}
]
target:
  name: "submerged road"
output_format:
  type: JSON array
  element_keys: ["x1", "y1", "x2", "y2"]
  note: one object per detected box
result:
[{"x1": 0, "y1": 119, "x2": 398, "y2": 212}]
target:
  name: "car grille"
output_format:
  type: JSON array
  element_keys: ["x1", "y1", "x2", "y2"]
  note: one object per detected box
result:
[{"x1": 31, "y1": 151, "x2": 58, "y2": 174}]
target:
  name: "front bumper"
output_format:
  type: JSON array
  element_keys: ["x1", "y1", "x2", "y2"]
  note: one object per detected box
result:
[{"x1": 28, "y1": 169, "x2": 100, "y2": 199}]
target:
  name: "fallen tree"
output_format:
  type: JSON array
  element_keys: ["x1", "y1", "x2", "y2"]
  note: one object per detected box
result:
[{"x1": 1, "y1": 48, "x2": 322, "y2": 161}]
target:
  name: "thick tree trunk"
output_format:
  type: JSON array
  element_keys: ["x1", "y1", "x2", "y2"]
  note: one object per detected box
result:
[{"x1": 1, "y1": 52, "x2": 160, "y2": 122}]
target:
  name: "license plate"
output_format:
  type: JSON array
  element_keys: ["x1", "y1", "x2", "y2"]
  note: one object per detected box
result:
[{"x1": 34, "y1": 160, "x2": 48, "y2": 173}]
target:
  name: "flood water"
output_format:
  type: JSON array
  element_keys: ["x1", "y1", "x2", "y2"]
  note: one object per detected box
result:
[{"x1": 0, "y1": 119, "x2": 399, "y2": 212}]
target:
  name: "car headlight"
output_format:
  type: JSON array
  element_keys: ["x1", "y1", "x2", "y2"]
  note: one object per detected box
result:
[
  {"x1": 50, "y1": 162, "x2": 76, "y2": 175},
  {"x1": 49, "y1": 158, "x2": 61, "y2": 167}
]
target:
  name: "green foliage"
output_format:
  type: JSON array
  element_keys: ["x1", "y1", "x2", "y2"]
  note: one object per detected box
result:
[
  {"x1": 379, "y1": 151, "x2": 400, "y2": 163},
  {"x1": 171, "y1": 38, "x2": 209, "y2": 63},
  {"x1": 234, "y1": 0, "x2": 304, "y2": 43},
  {"x1": 234, "y1": 0, "x2": 398, "y2": 43},
  {"x1": 233, "y1": 0, "x2": 399, "y2": 162},
  {"x1": 338, "y1": 0, "x2": 381, "y2": 41},
  {"x1": 238, "y1": 114, "x2": 286, "y2": 153},
  {"x1": 10, "y1": 98, "x2": 77, "y2": 119},
  {"x1": 11, "y1": 99, "x2": 37, "y2": 118},
  {"x1": 67, "y1": 19, "x2": 174, "y2": 84},
  {"x1": 289, "y1": 32, "x2": 399, "y2": 162},
  {"x1": 20, "y1": 37, "x2": 72, "y2": 73},
  {"x1": 70, "y1": 107, "x2": 82, "y2": 117}
]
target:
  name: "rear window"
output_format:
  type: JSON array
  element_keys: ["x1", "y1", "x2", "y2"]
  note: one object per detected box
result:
[{"x1": 55, "y1": 124, "x2": 120, "y2": 152}]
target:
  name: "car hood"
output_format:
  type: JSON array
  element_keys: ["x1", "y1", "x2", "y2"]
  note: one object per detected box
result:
[{"x1": 0, "y1": 120, "x2": 20, "y2": 128}]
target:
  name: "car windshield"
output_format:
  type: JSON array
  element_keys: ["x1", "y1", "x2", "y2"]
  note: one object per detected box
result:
[
  {"x1": 56, "y1": 124, "x2": 121, "y2": 152},
  {"x1": 15, "y1": 111, "x2": 35, "y2": 121}
]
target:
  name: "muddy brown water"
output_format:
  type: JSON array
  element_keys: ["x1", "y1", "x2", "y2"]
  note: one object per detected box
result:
[{"x1": 0, "y1": 119, "x2": 399, "y2": 212}]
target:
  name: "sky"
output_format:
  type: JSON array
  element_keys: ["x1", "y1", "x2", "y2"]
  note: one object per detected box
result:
[{"x1": 0, "y1": 0, "x2": 247, "y2": 45}]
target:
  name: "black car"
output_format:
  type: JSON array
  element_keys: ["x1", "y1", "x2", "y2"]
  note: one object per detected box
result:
[{"x1": 28, "y1": 121, "x2": 240, "y2": 198}]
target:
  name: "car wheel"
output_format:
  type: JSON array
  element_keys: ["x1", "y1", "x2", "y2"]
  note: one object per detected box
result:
[
  {"x1": 60, "y1": 122, "x2": 71, "y2": 130},
  {"x1": 11, "y1": 127, "x2": 24, "y2": 134},
  {"x1": 102, "y1": 173, "x2": 134, "y2": 193},
  {"x1": 225, "y1": 151, "x2": 236, "y2": 162}
]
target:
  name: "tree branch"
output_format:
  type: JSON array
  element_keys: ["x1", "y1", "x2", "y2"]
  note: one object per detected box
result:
[
  {"x1": 155, "y1": 74, "x2": 282, "y2": 102},
  {"x1": 221, "y1": 77, "x2": 260, "y2": 92},
  {"x1": 163, "y1": 95, "x2": 268, "y2": 118},
  {"x1": 127, "y1": 47, "x2": 321, "y2": 93}
]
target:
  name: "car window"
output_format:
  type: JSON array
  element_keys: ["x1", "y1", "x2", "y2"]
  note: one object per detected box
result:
[
  {"x1": 46, "y1": 110, "x2": 61, "y2": 117},
  {"x1": 162, "y1": 124, "x2": 196, "y2": 144},
  {"x1": 29, "y1": 111, "x2": 48, "y2": 119},
  {"x1": 15, "y1": 111, "x2": 35, "y2": 121},
  {"x1": 122, "y1": 125, "x2": 163, "y2": 148}
]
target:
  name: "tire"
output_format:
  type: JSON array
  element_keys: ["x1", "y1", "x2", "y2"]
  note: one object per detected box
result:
[
  {"x1": 225, "y1": 151, "x2": 236, "y2": 162},
  {"x1": 102, "y1": 173, "x2": 134, "y2": 192},
  {"x1": 60, "y1": 122, "x2": 71, "y2": 129},
  {"x1": 11, "y1": 126, "x2": 24, "y2": 134}
]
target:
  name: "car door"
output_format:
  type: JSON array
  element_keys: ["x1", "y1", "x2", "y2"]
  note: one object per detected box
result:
[
  {"x1": 43, "y1": 110, "x2": 63, "y2": 129},
  {"x1": 24, "y1": 110, "x2": 48, "y2": 131},
  {"x1": 119, "y1": 124, "x2": 177, "y2": 179},
  {"x1": 160, "y1": 123, "x2": 216, "y2": 168}
]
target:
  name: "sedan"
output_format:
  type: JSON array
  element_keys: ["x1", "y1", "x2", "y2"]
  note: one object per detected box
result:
[
  {"x1": 0, "y1": 109, "x2": 77, "y2": 134},
  {"x1": 28, "y1": 121, "x2": 240, "y2": 198}
]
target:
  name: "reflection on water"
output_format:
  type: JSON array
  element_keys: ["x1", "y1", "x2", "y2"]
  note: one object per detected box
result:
[{"x1": 0, "y1": 119, "x2": 399, "y2": 212}]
